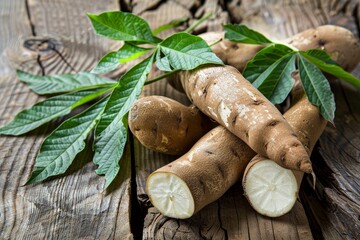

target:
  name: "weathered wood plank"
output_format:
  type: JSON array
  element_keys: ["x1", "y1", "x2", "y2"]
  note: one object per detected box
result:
[{"x1": 0, "y1": 0, "x2": 135, "y2": 239}]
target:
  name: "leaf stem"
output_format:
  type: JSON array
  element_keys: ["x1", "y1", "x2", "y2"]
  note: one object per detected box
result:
[
  {"x1": 184, "y1": 12, "x2": 212, "y2": 33},
  {"x1": 209, "y1": 38, "x2": 222, "y2": 47},
  {"x1": 152, "y1": 17, "x2": 188, "y2": 36},
  {"x1": 145, "y1": 70, "x2": 179, "y2": 85}
]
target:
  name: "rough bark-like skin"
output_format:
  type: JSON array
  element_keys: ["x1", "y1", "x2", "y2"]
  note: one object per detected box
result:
[
  {"x1": 147, "y1": 126, "x2": 256, "y2": 215},
  {"x1": 128, "y1": 96, "x2": 214, "y2": 155},
  {"x1": 245, "y1": 75, "x2": 328, "y2": 189},
  {"x1": 175, "y1": 65, "x2": 312, "y2": 172},
  {"x1": 287, "y1": 25, "x2": 360, "y2": 71}
]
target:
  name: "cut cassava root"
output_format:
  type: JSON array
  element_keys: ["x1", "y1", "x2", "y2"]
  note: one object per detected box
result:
[
  {"x1": 243, "y1": 159, "x2": 298, "y2": 217},
  {"x1": 128, "y1": 96, "x2": 214, "y2": 155},
  {"x1": 243, "y1": 75, "x2": 328, "y2": 217},
  {"x1": 173, "y1": 65, "x2": 313, "y2": 173},
  {"x1": 147, "y1": 125, "x2": 255, "y2": 219}
]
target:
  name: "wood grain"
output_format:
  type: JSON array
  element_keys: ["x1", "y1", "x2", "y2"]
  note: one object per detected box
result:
[
  {"x1": 1, "y1": 0, "x2": 359, "y2": 239},
  {"x1": 0, "y1": 0, "x2": 134, "y2": 239}
]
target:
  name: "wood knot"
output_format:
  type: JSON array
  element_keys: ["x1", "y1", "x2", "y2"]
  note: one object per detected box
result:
[{"x1": 23, "y1": 38, "x2": 62, "y2": 54}]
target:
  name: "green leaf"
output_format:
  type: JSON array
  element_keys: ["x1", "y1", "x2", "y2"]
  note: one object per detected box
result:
[
  {"x1": 93, "y1": 115, "x2": 128, "y2": 188},
  {"x1": 224, "y1": 24, "x2": 273, "y2": 44},
  {"x1": 298, "y1": 55, "x2": 336, "y2": 122},
  {"x1": 243, "y1": 44, "x2": 295, "y2": 82},
  {"x1": 95, "y1": 54, "x2": 155, "y2": 135},
  {"x1": 87, "y1": 11, "x2": 158, "y2": 44},
  {"x1": 300, "y1": 50, "x2": 360, "y2": 89},
  {"x1": 17, "y1": 70, "x2": 115, "y2": 95},
  {"x1": 152, "y1": 17, "x2": 188, "y2": 36},
  {"x1": 300, "y1": 49, "x2": 338, "y2": 65},
  {"x1": 26, "y1": 97, "x2": 108, "y2": 184},
  {"x1": 253, "y1": 54, "x2": 296, "y2": 104},
  {"x1": 0, "y1": 88, "x2": 110, "y2": 136},
  {"x1": 93, "y1": 55, "x2": 154, "y2": 188},
  {"x1": 155, "y1": 32, "x2": 223, "y2": 71},
  {"x1": 91, "y1": 43, "x2": 151, "y2": 74},
  {"x1": 155, "y1": 49, "x2": 172, "y2": 72}
]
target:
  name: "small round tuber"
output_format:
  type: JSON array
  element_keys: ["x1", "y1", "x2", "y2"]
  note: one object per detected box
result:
[{"x1": 128, "y1": 95, "x2": 214, "y2": 155}]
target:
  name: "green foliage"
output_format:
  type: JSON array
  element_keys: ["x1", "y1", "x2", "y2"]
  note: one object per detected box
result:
[
  {"x1": 243, "y1": 44, "x2": 295, "y2": 83},
  {"x1": 156, "y1": 32, "x2": 223, "y2": 71},
  {"x1": 298, "y1": 55, "x2": 336, "y2": 123},
  {"x1": 87, "y1": 11, "x2": 159, "y2": 44},
  {"x1": 300, "y1": 50, "x2": 360, "y2": 89},
  {"x1": 91, "y1": 43, "x2": 151, "y2": 74},
  {"x1": 0, "y1": 12, "x2": 222, "y2": 188},
  {"x1": 227, "y1": 24, "x2": 359, "y2": 122},
  {"x1": 93, "y1": 116, "x2": 128, "y2": 188},
  {"x1": 253, "y1": 54, "x2": 296, "y2": 104},
  {"x1": 16, "y1": 70, "x2": 115, "y2": 94},
  {"x1": 0, "y1": 88, "x2": 110, "y2": 136},
  {"x1": 224, "y1": 24, "x2": 273, "y2": 44},
  {"x1": 26, "y1": 98, "x2": 108, "y2": 184}
]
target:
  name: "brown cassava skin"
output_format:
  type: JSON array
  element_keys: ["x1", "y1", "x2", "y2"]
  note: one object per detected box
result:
[
  {"x1": 147, "y1": 125, "x2": 256, "y2": 216},
  {"x1": 244, "y1": 74, "x2": 327, "y2": 193},
  {"x1": 175, "y1": 65, "x2": 312, "y2": 173},
  {"x1": 128, "y1": 96, "x2": 214, "y2": 155},
  {"x1": 286, "y1": 25, "x2": 360, "y2": 71}
]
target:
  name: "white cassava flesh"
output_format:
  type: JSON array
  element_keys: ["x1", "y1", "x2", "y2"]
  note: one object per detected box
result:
[
  {"x1": 147, "y1": 172, "x2": 195, "y2": 219},
  {"x1": 243, "y1": 160, "x2": 298, "y2": 217}
]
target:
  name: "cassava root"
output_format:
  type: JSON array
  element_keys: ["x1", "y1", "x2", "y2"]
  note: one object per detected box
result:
[{"x1": 128, "y1": 96, "x2": 214, "y2": 155}]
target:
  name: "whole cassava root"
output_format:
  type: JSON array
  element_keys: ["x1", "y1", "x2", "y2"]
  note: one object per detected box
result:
[
  {"x1": 146, "y1": 125, "x2": 256, "y2": 219},
  {"x1": 173, "y1": 65, "x2": 313, "y2": 173},
  {"x1": 243, "y1": 76, "x2": 328, "y2": 217},
  {"x1": 128, "y1": 96, "x2": 214, "y2": 155}
]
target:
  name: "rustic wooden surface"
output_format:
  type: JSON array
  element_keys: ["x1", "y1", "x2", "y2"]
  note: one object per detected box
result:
[{"x1": 0, "y1": 0, "x2": 359, "y2": 239}]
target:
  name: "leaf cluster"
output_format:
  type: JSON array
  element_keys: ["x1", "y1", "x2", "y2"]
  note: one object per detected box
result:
[
  {"x1": 0, "y1": 12, "x2": 222, "y2": 188},
  {"x1": 224, "y1": 24, "x2": 360, "y2": 123}
]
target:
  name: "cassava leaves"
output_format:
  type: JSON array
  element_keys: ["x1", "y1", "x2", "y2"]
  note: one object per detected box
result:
[
  {"x1": 92, "y1": 56, "x2": 154, "y2": 188},
  {"x1": 224, "y1": 24, "x2": 273, "y2": 44},
  {"x1": 243, "y1": 44, "x2": 295, "y2": 83},
  {"x1": 298, "y1": 55, "x2": 336, "y2": 122},
  {"x1": 87, "y1": 11, "x2": 159, "y2": 44},
  {"x1": 91, "y1": 43, "x2": 151, "y2": 74},
  {"x1": 95, "y1": 55, "x2": 155, "y2": 136},
  {"x1": 17, "y1": 70, "x2": 115, "y2": 95},
  {"x1": 93, "y1": 116, "x2": 128, "y2": 188},
  {"x1": 152, "y1": 17, "x2": 188, "y2": 36},
  {"x1": 0, "y1": 88, "x2": 110, "y2": 136},
  {"x1": 26, "y1": 97, "x2": 107, "y2": 184},
  {"x1": 155, "y1": 32, "x2": 223, "y2": 71},
  {"x1": 300, "y1": 50, "x2": 360, "y2": 89},
  {"x1": 253, "y1": 54, "x2": 296, "y2": 104}
]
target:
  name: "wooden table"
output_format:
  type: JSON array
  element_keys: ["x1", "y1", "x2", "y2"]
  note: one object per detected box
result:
[{"x1": 0, "y1": 0, "x2": 359, "y2": 239}]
